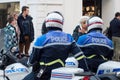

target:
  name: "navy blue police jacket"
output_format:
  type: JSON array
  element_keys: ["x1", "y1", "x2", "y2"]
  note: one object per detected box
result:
[
  {"x1": 77, "y1": 30, "x2": 114, "y2": 60},
  {"x1": 28, "y1": 30, "x2": 86, "y2": 70}
]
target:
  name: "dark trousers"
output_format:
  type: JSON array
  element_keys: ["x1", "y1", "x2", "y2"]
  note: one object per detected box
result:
[{"x1": 87, "y1": 59, "x2": 106, "y2": 73}]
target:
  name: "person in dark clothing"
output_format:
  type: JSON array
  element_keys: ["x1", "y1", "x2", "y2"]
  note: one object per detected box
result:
[
  {"x1": 107, "y1": 12, "x2": 120, "y2": 40},
  {"x1": 72, "y1": 25, "x2": 82, "y2": 41},
  {"x1": 41, "y1": 21, "x2": 48, "y2": 35},
  {"x1": 17, "y1": 6, "x2": 34, "y2": 58},
  {"x1": 72, "y1": 16, "x2": 89, "y2": 41},
  {"x1": 23, "y1": 11, "x2": 87, "y2": 80},
  {"x1": 77, "y1": 16, "x2": 113, "y2": 72},
  {"x1": 107, "y1": 12, "x2": 120, "y2": 61}
]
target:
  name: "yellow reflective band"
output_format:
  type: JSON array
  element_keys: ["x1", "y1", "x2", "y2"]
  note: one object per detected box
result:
[
  {"x1": 76, "y1": 55, "x2": 86, "y2": 61},
  {"x1": 40, "y1": 59, "x2": 64, "y2": 67},
  {"x1": 40, "y1": 62, "x2": 45, "y2": 65},
  {"x1": 87, "y1": 55, "x2": 96, "y2": 59},
  {"x1": 100, "y1": 55, "x2": 107, "y2": 60}
]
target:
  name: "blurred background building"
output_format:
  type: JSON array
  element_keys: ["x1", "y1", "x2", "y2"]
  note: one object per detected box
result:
[{"x1": 0, "y1": 0, "x2": 120, "y2": 38}]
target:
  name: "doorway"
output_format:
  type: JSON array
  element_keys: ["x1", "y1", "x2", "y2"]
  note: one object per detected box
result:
[
  {"x1": 0, "y1": 9, "x2": 7, "y2": 28},
  {"x1": 83, "y1": 0, "x2": 102, "y2": 17}
]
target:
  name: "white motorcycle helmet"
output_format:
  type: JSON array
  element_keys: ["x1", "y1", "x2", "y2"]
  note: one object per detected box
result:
[
  {"x1": 87, "y1": 16, "x2": 104, "y2": 32},
  {"x1": 45, "y1": 11, "x2": 64, "y2": 30},
  {"x1": 65, "y1": 57, "x2": 78, "y2": 68}
]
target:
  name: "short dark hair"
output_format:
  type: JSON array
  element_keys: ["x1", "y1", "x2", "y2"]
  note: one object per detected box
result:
[
  {"x1": 22, "y1": 6, "x2": 29, "y2": 13},
  {"x1": 8, "y1": 16, "x2": 14, "y2": 23},
  {"x1": 115, "y1": 12, "x2": 120, "y2": 17}
]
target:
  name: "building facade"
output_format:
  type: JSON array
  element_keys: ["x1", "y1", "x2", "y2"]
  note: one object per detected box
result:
[{"x1": 0, "y1": 0, "x2": 120, "y2": 38}]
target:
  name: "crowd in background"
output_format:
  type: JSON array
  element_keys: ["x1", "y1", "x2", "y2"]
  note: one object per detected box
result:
[{"x1": 4, "y1": 6, "x2": 34, "y2": 58}]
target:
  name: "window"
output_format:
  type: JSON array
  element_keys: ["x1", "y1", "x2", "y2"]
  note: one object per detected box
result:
[{"x1": 83, "y1": 0, "x2": 102, "y2": 17}]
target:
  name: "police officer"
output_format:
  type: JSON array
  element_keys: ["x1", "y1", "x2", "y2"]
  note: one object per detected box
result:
[
  {"x1": 23, "y1": 11, "x2": 87, "y2": 80},
  {"x1": 77, "y1": 16, "x2": 114, "y2": 72}
]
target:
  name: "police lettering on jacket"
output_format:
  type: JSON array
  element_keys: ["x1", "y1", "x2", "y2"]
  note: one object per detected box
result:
[
  {"x1": 91, "y1": 37, "x2": 107, "y2": 44},
  {"x1": 49, "y1": 36, "x2": 67, "y2": 43}
]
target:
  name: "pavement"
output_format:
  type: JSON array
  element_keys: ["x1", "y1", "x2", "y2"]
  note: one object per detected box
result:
[{"x1": 0, "y1": 29, "x2": 4, "y2": 49}]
